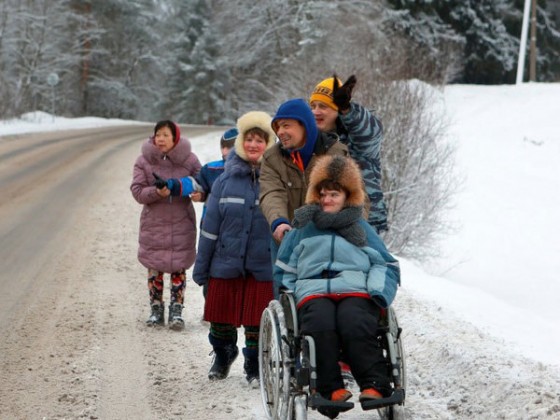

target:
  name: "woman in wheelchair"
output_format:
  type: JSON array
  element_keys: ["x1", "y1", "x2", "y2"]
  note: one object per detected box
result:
[{"x1": 273, "y1": 155, "x2": 400, "y2": 416}]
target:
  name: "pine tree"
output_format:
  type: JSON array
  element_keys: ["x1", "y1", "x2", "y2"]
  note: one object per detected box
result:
[
  {"x1": 162, "y1": 0, "x2": 227, "y2": 125},
  {"x1": 83, "y1": 0, "x2": 162, "y2": 119},
  {"x1": 385, "y1": 0, "x2": 560, "y2": 84}
]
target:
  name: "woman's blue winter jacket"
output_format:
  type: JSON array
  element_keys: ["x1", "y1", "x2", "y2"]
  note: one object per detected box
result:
[
  {"x1": 274, "y1": 219, "x2": 400, "y2": 308},
  {"x1": 193, "y1": 150, "x2": 273, "y2": 285}
]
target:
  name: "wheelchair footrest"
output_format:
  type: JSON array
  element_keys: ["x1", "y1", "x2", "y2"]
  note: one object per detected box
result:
[
  {"x1": 309, "y1": 393, "x2": 354, "y2": 412},
  {"x1": 360, "y1": 388, "x2": 405, "y2": 411}
]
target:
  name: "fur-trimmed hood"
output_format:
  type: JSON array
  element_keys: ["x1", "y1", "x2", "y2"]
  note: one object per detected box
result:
[
  {"x1": 306, "y1": 155, "x2": 365, "y2": 207},
  {"x1": 235, "y1": 111, "x2": 276, "y2": 162}
]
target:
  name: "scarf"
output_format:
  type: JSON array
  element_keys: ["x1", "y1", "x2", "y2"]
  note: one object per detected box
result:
[
  {"x1": 293, "y1": 204, "x2": 366, "y2": 247},
  {"x1": 290, "y1": 151, "x2": 304, "y2": 171}
]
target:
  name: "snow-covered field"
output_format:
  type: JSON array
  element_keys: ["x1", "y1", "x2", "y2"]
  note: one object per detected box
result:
[{"x1": 1, "y1": 83, "x2": 559, "y2": 418}]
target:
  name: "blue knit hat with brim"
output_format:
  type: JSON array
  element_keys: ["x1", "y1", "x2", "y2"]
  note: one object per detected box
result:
[
  {"x1": 220, "y1": 127, "x2": 238, "y2": 148},
  {"x1": 271, "y1": 98, "x2": 318, "y2": 169}
]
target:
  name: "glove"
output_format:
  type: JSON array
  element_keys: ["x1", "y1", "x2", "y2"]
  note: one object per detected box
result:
[
  {"x1": 166, "y1": 178, "x2": 182, "y2": 196},
  {"x1": 152, "y1": 172, "x2": 167, "y2": 189},
  {"x1": 167, "y1": 176, "x2": 202, "y2": 197},
  {"x1": 167, "y1": 176, "x2": 204, "y2": 197},
  {"x1": 332, "y1": 74, "x2": 357, "y2": 112}
]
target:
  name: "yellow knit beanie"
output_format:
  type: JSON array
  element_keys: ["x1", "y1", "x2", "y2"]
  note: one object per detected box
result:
[{"x1": 309, "y1": 77, "x2": 342, "y2": 111}]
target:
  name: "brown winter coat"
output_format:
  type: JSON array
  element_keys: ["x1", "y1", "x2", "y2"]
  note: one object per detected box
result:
[
  {"x1": 259, "y1": 132, "x2": 348, "y2": 230},
  {"x1": 131, "y1": 136, "x2": 201, "y2": 273}
]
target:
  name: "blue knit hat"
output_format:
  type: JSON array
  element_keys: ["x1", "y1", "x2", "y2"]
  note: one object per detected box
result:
[
  {"x1": 220, "y1": 128, "x2": 238, "y2": 148},
  {"x1": 271, "y1": 98, "x2": 319, "y2": 168}
]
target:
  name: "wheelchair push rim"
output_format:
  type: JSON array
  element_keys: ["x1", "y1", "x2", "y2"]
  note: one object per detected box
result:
[{"x1": 259, "y1": 300, "x2": 293, "y2": 419}]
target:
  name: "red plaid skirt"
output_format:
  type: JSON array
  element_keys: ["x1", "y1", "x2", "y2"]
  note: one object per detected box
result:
[{"x1": 204, "y1": 274, "x2": 273, "y2": 327}]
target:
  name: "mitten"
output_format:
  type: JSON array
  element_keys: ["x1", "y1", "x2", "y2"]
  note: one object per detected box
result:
[
  {"x1": 152, "y1": 172, "x2": 167, "y2": 189},
  {"x1": 332, "y1": 74, "x2": 357, "y2": 112}
]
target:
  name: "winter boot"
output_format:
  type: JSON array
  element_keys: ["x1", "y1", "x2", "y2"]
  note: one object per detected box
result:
[
  {"x1": 168, "y1": 302, "x2": 185, "y2": 330},
  {"x1": 359, "y1": 388, "x2": 382, "y2": 402},
  {"x1": 146, "y1": 303, "x2": 164, "y2": 326},
  {"x1": 243, "y1": 347, "x2": 259, "y2": 387},
  {"x1": 208, "y1": 335, "x2": 239, "y2": 380}
]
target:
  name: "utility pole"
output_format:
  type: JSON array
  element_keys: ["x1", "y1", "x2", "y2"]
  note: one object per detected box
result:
[
  {"x1": 529, "y1": 0, "x2": 537, "y2": 81},
  {"x1": 516, "y1": 0, "x2": 531, "y2": 84}
]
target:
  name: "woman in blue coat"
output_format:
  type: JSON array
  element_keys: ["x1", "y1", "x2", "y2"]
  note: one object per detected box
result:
[
  {"x1": 274, "y1": 155, "x2": 400, "y2": 416},
  {"x1": 193, "y1": 111, "x2": 276, "y2": 386}
]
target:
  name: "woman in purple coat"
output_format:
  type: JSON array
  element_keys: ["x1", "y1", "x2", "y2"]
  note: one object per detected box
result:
[{"x1": 130, "y1": 120, "x2": 201, "y2": 330}]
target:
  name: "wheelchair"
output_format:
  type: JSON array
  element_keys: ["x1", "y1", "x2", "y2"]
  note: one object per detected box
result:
[{"x1": 258, "y1": 292, "x2": 406, "y2": 419}]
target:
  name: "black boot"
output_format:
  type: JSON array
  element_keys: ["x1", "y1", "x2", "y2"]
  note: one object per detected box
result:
[
  {"x1": 208, "y1": 335, "x2": 238, "y2": 380},
  {"x1": 168, "y1": 303, "x2": 185, "y2": 330},
  {"x1": 243, "y1": 347, "x2": 259, "y2": 387},
  {"x1": 344, "y1": 335, "x2": 392, "y2": 397},
  {"x1": 312, "y1": 330, "x2": 344, "y2": 396},
  {"x1": 146, "y1": 303, "x2": 164, "y2": 326}
]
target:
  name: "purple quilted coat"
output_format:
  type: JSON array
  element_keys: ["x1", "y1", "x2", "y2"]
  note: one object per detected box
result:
[{"x1": 131, "y1": 136, "x2": 201, "y2": 273}]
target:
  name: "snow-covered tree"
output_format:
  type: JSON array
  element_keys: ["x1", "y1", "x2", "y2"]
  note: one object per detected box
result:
[
  {"x1": 82, "y1": 0, "x2": 163, "y2": 119},
  {"x1": 161, "y1": 0, "x2": 228, "y2": 125},
  {"x1": 209, "y1": 0, "x2": 308, "y2": 118},
  {"x1": 0, "y1": 0, "x2": 17, "y2": 117},
  {"x1": 209, "y1": 0, "x2": 389, "y2": 119},
  {"x1": 385, "y1": 0, "x2": 560, "y2": 84},
  {"x1": 373, "y1": 81, "x2": 458, "y2": 260},
  {"x1": 0, "y1": 0, "x2": 85, "y2": 117}
]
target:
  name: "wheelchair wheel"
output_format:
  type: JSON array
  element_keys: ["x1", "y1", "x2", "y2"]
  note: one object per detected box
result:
[
  {"x1": 259, "y1": 300, "x2": 294, "y2": 419},
  {"x1": 378, "y1": 307, "x2": 406, "y2": 420}
]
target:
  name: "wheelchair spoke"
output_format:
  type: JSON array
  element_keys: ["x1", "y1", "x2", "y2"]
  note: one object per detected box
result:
[{"x1": 259, "y1": 300, "x2": 294, "y2": 419}]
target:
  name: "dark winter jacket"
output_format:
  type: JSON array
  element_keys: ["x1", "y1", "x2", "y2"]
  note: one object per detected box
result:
[
  {"x1": 260, "y1": 99, "x2": 348, "y2": 232},
  {"x1": 193, "y1": 150, "x2": 273, "y2": 285},
  {"x1": 131, "y1": 136, "x2": 201, "y2": 273},
  {"x1": 337, "y1": 103, "x2": 388, "y2": 232},
  {"x1": 194, "y1": 156, "x2": 228, "y2": 225},
  {"x1": 196, "y1": 157, "x2": 227, "y2": 198}
]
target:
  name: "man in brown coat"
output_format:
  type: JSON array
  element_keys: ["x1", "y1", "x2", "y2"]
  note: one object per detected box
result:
[{"x1": 259, "y1": 98, "x2": 348, "y2": 246}]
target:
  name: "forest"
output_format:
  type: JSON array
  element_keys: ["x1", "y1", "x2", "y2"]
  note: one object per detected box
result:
[{"x1": 1, "y1": 0, "x2": 558, "y2": 122}]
